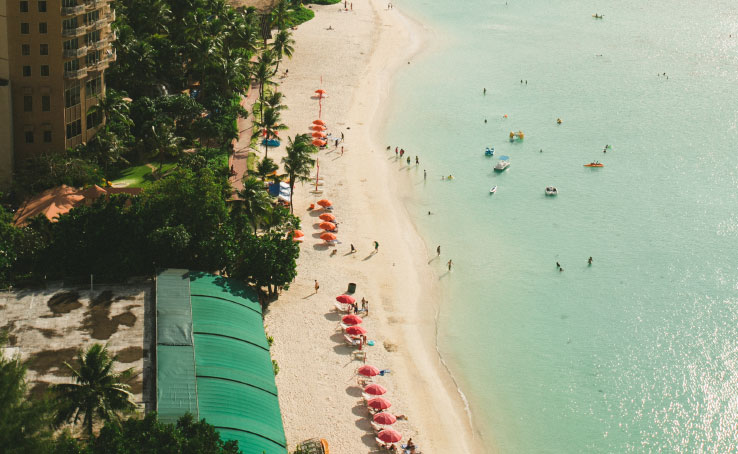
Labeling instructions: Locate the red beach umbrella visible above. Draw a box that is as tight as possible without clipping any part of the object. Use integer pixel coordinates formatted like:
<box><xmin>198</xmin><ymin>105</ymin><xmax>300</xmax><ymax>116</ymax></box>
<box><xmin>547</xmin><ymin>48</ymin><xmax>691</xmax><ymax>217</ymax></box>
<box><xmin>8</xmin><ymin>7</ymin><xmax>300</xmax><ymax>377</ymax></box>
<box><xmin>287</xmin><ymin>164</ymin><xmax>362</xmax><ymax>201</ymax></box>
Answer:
<box><xmin>292</xmin><ymin>230</ymin><xmax>304</xmax><ymax>238</ymax></box>
<box><xmin>310</xmin><ymin>125</ymin><xmax>327</xmax><ymax>131</ymax></box>
<box><xmin>312</xmin><ymin>139</ymin><xmax>327</xmax><ymax>147</ymax></box>
<box><xmin>346</xmin><ymin>325</ymin><xmax>367</xmax><ymax>335</ymax></box>
<box><xmin>320</xmin><ymin>232</ymin><xmax>337</xmax><ymax>242</ymax></box>
<box><xmin>364</xmin><ymin>384</ymin><xmax>387</xmax><ymax>396</ymax></box>
<box><xmin>377</xmin><ymin>429</ymin><xmax>402</xmax><ymax>443</ymax></box>
<box><xmin>373</xmin><ymin>412</ymin><xmax>397</xmax><ymax>425</ymax></box>
<box><xmin>315</xmin><ymin>89</ymin><xmax>326</xmax><ymax>95</ymax></box>
<box><xmin>342</xmin><ymin>314</ymin><xmax>363</xmax><ymax>325</ymax></box>
<box><xmin>312</xmin><ymin>131</ymin><xmax>327</xmax><ymax>138</ymax></box>
<box><xmin>319</xmin><ymin>213</ymin><xmax>336</xmax><ymax>221</ymax></box>
<box><xmin>368</xmin><ymin>397</ymin><xmax>392</xmax><ymax>411</ymax></box>
<box><xmin>313</xmin><ymin>119</ymin><xmax>326</xmax><ymax>126</ymax></box>
<box><xmin>336</xmin><ymin>294</ymin><xmax>355</xmax><ymax>304</ymax></box>
<box><xmin>358</xmin><ymin>364</ymin><xmax>380</xmax><ymax>377</ymax></box>
<box><xmin>319</xmin><ymin>222</ymin><xmax>336</xmax><ymax>231</ymax></box>
<box><xmin>317</xmin><ymin>199</ymin><xmax>332</xmax><ymax>207</ymax></box>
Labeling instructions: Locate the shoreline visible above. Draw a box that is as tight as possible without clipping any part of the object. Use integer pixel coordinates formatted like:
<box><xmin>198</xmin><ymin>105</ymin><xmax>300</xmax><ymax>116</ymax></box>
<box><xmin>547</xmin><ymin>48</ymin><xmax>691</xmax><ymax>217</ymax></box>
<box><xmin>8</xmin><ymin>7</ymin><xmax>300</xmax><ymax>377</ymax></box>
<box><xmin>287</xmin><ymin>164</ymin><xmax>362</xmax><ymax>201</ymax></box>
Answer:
<box><xmin>265</xmin><ymin>1</ymin><xmax>485</xmax><ymax>453</ymax></box>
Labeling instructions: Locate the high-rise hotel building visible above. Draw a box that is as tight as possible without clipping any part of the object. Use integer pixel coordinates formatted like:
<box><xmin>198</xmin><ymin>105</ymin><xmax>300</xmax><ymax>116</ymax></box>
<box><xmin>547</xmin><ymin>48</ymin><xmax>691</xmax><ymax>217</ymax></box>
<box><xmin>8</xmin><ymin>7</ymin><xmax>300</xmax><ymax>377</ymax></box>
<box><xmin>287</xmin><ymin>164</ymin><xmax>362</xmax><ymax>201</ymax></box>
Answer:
<box><xmin>0</xmin><ymin>0</ymin><xmax>116</xmax><ymax>189</ymax></box>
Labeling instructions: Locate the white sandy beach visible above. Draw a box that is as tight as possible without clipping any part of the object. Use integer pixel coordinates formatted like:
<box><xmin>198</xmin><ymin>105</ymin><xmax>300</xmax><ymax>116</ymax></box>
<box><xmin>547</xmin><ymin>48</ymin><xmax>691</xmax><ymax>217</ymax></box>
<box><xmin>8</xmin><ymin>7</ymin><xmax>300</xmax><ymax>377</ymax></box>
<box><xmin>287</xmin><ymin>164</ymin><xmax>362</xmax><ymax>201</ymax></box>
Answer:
<box><xmin>264</xmin><ymin>1</ymin><xmax>485</xmax><ymax>453</ymax></box>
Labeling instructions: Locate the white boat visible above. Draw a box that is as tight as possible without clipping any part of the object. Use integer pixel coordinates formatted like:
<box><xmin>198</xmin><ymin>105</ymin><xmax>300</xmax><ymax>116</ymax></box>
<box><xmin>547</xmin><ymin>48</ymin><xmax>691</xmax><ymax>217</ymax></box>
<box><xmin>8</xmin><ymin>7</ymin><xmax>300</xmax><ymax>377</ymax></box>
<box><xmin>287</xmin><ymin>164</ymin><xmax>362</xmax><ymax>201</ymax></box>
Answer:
<box><xmin>545</xmin><ymin>186</ymin><xmax>558</xmax><ymax>196</ymax></box>
<box><xmin>494</xmin><ymin>160</ymin><xmax>510</xmax><ymax>171</ymax></box>
<box><xmin>490</xmin><ymin>186</ymin><xmax>497</xmax><ymax>194</ymax></box>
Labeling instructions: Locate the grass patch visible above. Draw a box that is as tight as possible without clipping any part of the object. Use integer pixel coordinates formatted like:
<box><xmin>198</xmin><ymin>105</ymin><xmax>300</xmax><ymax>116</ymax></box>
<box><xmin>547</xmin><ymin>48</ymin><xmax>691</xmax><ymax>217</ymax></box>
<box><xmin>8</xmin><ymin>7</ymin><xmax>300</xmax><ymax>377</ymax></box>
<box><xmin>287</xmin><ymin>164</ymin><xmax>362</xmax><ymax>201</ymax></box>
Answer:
<box><xmin>286</xmin><ymin>6</ymin><xmax>315</xmax><ymax>27</ymax></box>
<box><xmin>306</xmin><ymin>0</ymin><xmax>341</xmax><ymax>4</ymax></box>
<box><xmin>247</xmin><ymin>151</ymin><xmax>258</xmax><ymax>172</ymax></box>
<box><xmin>110</xmin><ymin>163</ymin><xmax>176</xmax><ymax>188</ymax></box>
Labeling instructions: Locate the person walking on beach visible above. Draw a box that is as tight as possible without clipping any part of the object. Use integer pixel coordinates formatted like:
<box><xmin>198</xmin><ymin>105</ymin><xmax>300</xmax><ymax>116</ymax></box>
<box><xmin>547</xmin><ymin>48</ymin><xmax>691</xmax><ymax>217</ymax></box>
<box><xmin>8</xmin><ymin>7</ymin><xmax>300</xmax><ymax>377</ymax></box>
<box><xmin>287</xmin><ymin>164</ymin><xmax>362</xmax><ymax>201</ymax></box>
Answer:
<box><xmin>406</xmin><ymin>156</ymin><xmax>411</xmax><ymax>165</ymax></box>
<box><xmin>437</xmin><ymin>245</ymin><xmax>441</xmax><ymax>256</ymax></box>
<box><xmin>314</xmin><ymin>280</ymin><xmax>320</xmax><ymax>293</ymax></box>
<box><xmin>374</xmin><ymin>241</ymin><xmax>379</xmax><ymax>253</ymax></box>
<box><xmin>341</xmin><ymin>131</ymin><xmax>344</xmax><ymax>141</ymax></box>
<box><xmin>351</xmin><ymin>244</ymin><xmax>356</xmax><ymax>253</ymax></box>
<box><xmin>447</xmin><ymin>259</ymin><xmax>453</xmax><ymax>271</ymax></box>
<box><xmin>395</xmin><ymin>146</ymin><xmax>398</xmax><ymax>156</ymax></box>
<box><xmin>400</xmin><ymin>149</ymin><xmax>405</xmax><ymax>158</ymax></box>
<box><xmin>341</xmin><ymin>146</ymin><xmax>344</xmax><ymax>155</ymax></box>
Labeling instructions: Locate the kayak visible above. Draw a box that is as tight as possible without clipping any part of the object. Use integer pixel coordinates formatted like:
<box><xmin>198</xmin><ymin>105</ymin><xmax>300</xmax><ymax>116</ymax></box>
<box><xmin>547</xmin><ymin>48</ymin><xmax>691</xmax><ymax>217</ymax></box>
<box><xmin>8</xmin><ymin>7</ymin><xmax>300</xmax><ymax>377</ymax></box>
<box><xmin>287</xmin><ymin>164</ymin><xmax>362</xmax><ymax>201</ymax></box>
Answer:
<box><xmin>490</xmin><ymin>186</ymin><xmax>497</xmax><ymax>194</ymax></box>
<box><xmin>583</xmin><ymin>163</ymin><xmax>604</xmax><ymax>167</ymax></box>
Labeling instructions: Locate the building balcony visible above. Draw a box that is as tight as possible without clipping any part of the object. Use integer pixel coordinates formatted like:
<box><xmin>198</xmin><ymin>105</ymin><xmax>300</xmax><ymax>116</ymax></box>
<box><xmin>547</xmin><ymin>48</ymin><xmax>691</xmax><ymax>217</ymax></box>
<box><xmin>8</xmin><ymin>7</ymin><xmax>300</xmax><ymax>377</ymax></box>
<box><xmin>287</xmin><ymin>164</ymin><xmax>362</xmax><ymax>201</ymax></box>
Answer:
<box><xmin>86</xmin><ymin>18</ymin><xmax>106</xmax><ymax>31</ymax></box>
<box><xmin>62</xmin><ymin>26</ymin><xmax>86</xmax><ymax>37</ymax></box>
<box><xmin>64</xmin><ymin>68</ymin><xmax>88</xmax><ymax>79</ymax></box>
<box><xmin>85</xmin><ymin>0</ymin><xmax>109</xmax><ymax>10</ymax></box>
<box><xmin>61</xmin><ymin>4</ymin><xmax>86</xmax><ymax>16</ymax></box>
<box><xmin>86</xmin><ymin>53</ymin><xmax>115</xmax><ymax>72</ymax></box>
<box><xmin>88</xmin><ymin>37</ymin><xmax>109</xmax><ymax>50</ymax></box>
<box><xmin>63</xmin><ymin>46</ymin><xmax>88</xmax><ymax>58</ymax></box>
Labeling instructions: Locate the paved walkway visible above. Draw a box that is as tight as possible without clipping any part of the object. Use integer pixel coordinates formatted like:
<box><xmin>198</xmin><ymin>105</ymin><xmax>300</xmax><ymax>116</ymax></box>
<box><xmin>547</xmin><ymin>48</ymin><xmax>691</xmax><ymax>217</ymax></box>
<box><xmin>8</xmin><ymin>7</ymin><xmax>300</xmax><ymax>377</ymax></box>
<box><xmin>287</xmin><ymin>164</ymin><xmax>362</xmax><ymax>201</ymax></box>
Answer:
<box><xmin>229</xmin><ymin>85</ymin><xmax>260</xmax><ymax>197</ymax></box>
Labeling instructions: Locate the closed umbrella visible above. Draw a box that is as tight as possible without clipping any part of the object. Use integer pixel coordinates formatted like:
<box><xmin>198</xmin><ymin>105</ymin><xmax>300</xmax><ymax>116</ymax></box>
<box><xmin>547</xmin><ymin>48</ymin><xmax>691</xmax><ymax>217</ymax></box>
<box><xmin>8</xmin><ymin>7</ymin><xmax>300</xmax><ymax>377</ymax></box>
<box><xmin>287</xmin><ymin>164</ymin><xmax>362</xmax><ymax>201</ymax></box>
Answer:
<box><xmin>319</xmin><ymin>213</ymin><xmax>336</xmax><ymax>222</ymax></box>
<box><xmin>358</xmin><ymin>364</ymin><xmax>380</xmax><ymax>377</ymax></box>
<box><xmin>336</xmin><ymin>294</ymin><xmax>355</xmax><ymax>304</ymax></box>
<box><xmin>320</xmin><ymin>232</ymin><xmax>337</xmax><ymax>242</ymax></box>
<box><xmin>367</xmin><ymin>397</ymin><xmax>392</xmax><ymax>411</ymax></box>
<box><xmin>346</xmin><ymin>325</ymin><xmax>367</xmax><ymax>335</ymax></box>
<box><xmin>373</xmin><ymin>412</ymin><xmax>397</xmax><ymax>425</ymax></box>
<box><xmin>319</xmin><ymin>222</ymin><xmax>336</xmax><ymax>231</ymax></box>
<box><xmin>377</xmin><ymin>429</ymin><xmax>402</xmax><ymax>444</ymax></box>
<box><xmin>342</xmin><ymin>314</ymin><xmax>362</xmax><ymax>325</ymax></box>
<box><xmin>364</xmin><ymin>384</ymin><xmax>387</xmax><ymax>396</ymax></box>
<box><xmin>317</xmin><ymin>199</ymin><xmax>332</xmax><ymax>207</ymax></box>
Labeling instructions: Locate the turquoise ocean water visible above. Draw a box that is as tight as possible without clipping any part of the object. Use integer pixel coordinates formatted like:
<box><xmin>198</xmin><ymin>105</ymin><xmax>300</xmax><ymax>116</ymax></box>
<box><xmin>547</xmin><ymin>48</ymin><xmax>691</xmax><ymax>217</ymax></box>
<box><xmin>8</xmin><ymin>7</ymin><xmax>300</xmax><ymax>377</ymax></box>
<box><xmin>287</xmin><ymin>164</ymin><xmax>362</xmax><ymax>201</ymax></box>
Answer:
<box><xmin>381</xmin><ymin>0</ymin><xmax>738</xmax><ymax>452</ymax></box>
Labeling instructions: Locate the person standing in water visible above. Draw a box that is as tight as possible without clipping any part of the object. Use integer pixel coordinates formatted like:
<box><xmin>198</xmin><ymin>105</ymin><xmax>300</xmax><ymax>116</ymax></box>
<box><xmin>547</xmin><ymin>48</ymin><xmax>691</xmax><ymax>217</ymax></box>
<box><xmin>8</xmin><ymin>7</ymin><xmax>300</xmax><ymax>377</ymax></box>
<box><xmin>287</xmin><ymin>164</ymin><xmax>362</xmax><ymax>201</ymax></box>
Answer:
<box><xmin>483</xmin><ymin>88</ymin><xmax>486</xmax><ymax>95</ymax></box>
<box><xmin>424</xmin><ymin>169</ymin><xmax>427</xmax><ymax>180</ymax></box>
<box><xmin>588</xmin><ymin>257</ymin><xmax>593</xmax><ymax>265</ymax></box>
<box><xmin>437</xmin><ymin>245</ymin><xmax>441</xmax><ymax>256</ymax></box>
<box><xmin>447</xmin><ymin>259</ymin><xmax>453</xmax><ymax>271</ymax></box>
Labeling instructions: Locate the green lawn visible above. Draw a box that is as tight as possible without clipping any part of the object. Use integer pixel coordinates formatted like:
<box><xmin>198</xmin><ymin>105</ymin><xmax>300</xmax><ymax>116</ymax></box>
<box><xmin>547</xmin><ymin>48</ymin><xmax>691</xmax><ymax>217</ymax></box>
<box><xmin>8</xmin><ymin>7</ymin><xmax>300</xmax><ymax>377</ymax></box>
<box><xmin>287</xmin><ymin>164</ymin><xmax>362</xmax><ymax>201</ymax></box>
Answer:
<box><xmin>110</xmin><ymin>163</ymin><xmax>177</xmax><ymax>188</ymax></box>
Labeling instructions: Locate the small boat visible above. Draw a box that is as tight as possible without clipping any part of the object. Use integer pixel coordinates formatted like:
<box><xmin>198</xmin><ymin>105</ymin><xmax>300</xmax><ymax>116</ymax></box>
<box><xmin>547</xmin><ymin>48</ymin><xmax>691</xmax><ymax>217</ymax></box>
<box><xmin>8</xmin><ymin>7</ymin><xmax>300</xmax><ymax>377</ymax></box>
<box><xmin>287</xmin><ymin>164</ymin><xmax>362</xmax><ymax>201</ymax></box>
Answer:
<box><xmin>545</xmin><ymin>186</ymin><xmax>558</xmax><ymax>196</ymax></box>
<box><xmin>494</xmin><ymin>160</ymin><xmax>510</xmax><ymax>171</ymax></box>
<box><xmin>509</xmin><ymin>130</ymin><xmax>525</xmax><ymax>141</ymax></box>
<box><xmin>583</xmin><ymin>162</ymin><xmax>604</xmax><ymax>167</ymax></box>
<box><xmin>490</xmin><ymin>186</ymin><xmax>497</xmax><ymax>194</ymax></box>
<box><xmin>592</xmin><ymin>14</ymin><xmax>604</xmax><ymax>19</ymax></box>
<box><xmin>485</xmin><ymin>147</ymin><xmax>495</xmax><ymax>156</ymax></box>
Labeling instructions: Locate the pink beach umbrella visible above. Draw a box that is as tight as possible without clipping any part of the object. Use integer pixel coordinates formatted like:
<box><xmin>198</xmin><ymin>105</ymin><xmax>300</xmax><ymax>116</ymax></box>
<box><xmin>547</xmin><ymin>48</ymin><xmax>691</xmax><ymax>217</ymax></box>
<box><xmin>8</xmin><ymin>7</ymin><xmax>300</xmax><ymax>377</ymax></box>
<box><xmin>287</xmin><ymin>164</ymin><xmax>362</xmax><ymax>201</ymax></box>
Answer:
<box><xmin>377</xmin><ymin>429</ymin><xmax>402</xmax><ymax>444</ymax></box>
<box><xmin>342</xmin><ymin>314</ymin><xmax>362</xmax><ymax>325</ymax></box>
<box><xmin>346</xmin><ymin>325</ymin><xmax>368</xmax><ymax>336</ymax></box>
<box><xmin>364</xmin><ymin>384</ymin><xmax>387</xmax><ymax>396</ymax></box>
<box><xmin>373</xmin><ymin>412</ymin><xmax>397</xmax><ymax>425</ymax></box>
<box><xmin>336</xmin><ymin>294</ymin><xmax>355</xmax><ymax>305</ymax></box>
<box><xmin>367</xmin><ymin>397</ymin><xmax>392</xmax><ymax>411</ymax></box>
<box><xmin>358</xmin><ymin>364</ymin><xmax>380</xmax><ymax>377</ymax></box>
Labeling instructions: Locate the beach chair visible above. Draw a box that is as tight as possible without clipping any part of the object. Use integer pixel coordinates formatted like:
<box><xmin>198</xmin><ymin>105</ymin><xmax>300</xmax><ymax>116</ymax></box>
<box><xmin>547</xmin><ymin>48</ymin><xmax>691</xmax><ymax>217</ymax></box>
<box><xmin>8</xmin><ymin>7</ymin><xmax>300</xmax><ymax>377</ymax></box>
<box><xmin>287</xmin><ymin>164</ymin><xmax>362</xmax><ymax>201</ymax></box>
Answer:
<box><xmin>334</xmin><ymin>302</ymin><xmax>351</xmax><ymax>313</ymax></box>
<box><xmin>370</xmin><ymin>421</ymin><xmax>385</xmax><ymax>433</ymax></box>
<box><xmin>357</xmin><ymin>376</ymin><xmax>373</xmax><ymax>387</ymax></box>
<box><xmin>375</xmin><ymin>438</ymin><xmax>391</xmax><ymax>451</ymax></box>
<box><xmin>344</xmin><ymin>334</ymin><xmax>361</xmax><ymax>347</ymax></box>
<box><xmin>352</xmin><ymin>349</ymin><xmax>367</xmax><ymax>362</ymax></box>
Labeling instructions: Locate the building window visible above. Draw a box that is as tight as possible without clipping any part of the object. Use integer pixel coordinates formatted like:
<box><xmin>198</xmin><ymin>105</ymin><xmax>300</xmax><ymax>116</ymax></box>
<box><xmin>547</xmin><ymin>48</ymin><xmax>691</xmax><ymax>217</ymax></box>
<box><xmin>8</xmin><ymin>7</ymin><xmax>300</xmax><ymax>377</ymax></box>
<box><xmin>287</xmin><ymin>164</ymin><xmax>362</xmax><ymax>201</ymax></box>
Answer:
<box><xmin>21</xmin><ymin>44</ymin><xmax>30</xmax><ymax>56</ymax></box>
<box><xmin>62</xmin><ymin>0</ymin><xmax>77</xmax><ymax>6</ymax></box>
<box><xmin>38</xmin><ymin>0</ymin><xmax>46</xmax><ymax>12</ymax></box>
<box><xmin>85</xmin><ymin>30</ymin><xmax>101</xmax><ymax>46</ymax></box>
<box><xmin>41</xmin><ymin>65</ymin><xmax>49</xmax><ymax>76</ymax></box>
<box><xmin>40</xmin><ymin>44</ymin><xmax>48</xmax><ymax>55</ymax></box>
<box><xmin>25</xmin><ymin>131</ymin><xmax>34</xmax><ymax>144</ymax></box>
<box><xmin>39</xmin><ymin>22</ymin><xmax>47</xmax><ymax>34</ymax></box>
<box><xmin>42</xmin><ymin>95</ymin><xmax>50</xmax><ymax>111</ymax></box>
<box><xmin>85</xmin><ymin>10</ymin><xmax>100</xmax><ymax>25</ymax></box>
<box><xmin>24</xmin><ymin>96</ymin><xmax>32</xmax><ymax>112</ymax></box>
<box><xmin>22</xmin><ymin>66</ymin><xmax>31</xmax><ymax>76</ymax></box>
<box><xmin>20</xmin><ymin>1</ymin><xmax>29</xmax><ymax>12</ymax></box>
<box><xmin>43</xmin><ymin>130</ymin><xmax>52</xmax><ymax>142</ymax></box>
<box><xmin>85</xmin><ymin>51</ymin><xmax>101</xmax><ymax>65</ymax></box>
<box><xmin>21</xmin><ymin>23</ymin><xmax>30</xmax><ymax>34</ymax></box>
<box><xmin>66</xmin><ymin>119</ymin><xmax>82</xmax><ymax>139</ymax></box>
<box><xmin>65</xmin><ymin>84</ymin><xmax>81</xmax><ymax>107</ymax></box>
<box><xmin>86</xmin><ymin>110</ymin><xmax>102</xmax><ymax>129</ymax></box>
<box><xmin>85</xmin><ymin>76</ymin><xmax>101</xmax><ymax>97</ymax></box>
<box><xmin>63</xmin><ymin>38</ymin><xmax>79</xmax><ymax>51</ymax></box>
<box><xmin>62</xmin><ymin>17</ymin><xmax>78</xmax><ymax>32</ymax></box>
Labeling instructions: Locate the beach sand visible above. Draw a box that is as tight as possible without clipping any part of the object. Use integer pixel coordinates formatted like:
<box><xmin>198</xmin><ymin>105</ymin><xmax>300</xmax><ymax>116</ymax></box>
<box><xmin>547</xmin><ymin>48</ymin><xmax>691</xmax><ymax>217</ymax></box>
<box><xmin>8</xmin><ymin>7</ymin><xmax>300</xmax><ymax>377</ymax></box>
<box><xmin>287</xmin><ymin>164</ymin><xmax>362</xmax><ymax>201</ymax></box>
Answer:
<box><xmin>264</xmin><ymin>1</ymin><xmax>485</xmax><ymax>453</ymax></box>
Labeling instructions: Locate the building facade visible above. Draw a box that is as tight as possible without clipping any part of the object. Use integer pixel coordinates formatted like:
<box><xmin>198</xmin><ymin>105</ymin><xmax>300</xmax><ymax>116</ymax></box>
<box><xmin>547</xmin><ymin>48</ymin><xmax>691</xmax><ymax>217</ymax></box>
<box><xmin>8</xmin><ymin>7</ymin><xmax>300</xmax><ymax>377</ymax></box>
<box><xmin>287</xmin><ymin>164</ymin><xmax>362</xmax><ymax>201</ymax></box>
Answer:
<box><xmin>0</xmin><ymin>1</ymin><xmax>13</xmax><ymax>190</ymax></box>
<box><xmin>2</xmin><ymin>0</ymin><xmax>115</xmax><ymax>189</ymax></box>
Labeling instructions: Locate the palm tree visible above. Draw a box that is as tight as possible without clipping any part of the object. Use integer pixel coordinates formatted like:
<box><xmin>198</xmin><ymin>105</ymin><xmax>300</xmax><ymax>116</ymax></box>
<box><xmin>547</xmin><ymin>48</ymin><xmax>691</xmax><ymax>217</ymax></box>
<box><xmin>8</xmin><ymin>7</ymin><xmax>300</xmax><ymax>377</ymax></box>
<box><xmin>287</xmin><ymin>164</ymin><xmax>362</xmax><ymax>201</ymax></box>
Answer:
<box><xmin>238</xmin><ymin>176</ymin><xmax>273</xmax><ymax>232</ymax></box>
<box><xmin>252</xmin><ymin>51</ymin><xmax>276</xmax><ymax>119</ymax></box>
<box><xmin>53</xmin><ymin>344</ymin><xmax>137</xmax><ymax>437</ymax></box>
<box><xmin>263</xmin><ymin>90</ymin><xmax>287</xmax><ymax>112</ymax></box>
<box><xmin>253</xmin><ymin>106</ymin><xmax>287</xmax><ymax>159</ymax></box>
<box><xmin>271</xmin><ymin>29</ymin><xmax>295</xmax><ymax>74</ymax></box>
<box><xmin>282</xmin><ymin>134</ymin><xmax>318</xmax><ymax>213</ymax></box>
<box><xmin>256</xmin><ymin>156</ymin><xmax>279</xmax><ymax>182</ymax></box>
<box><xmin>87</xmin><ymin>89</ymin><xmax>133</xmax><ymax>129</ymax></box>
<box><xmin>146</xmin><ymin>123</ymin><xmax>184</xmax><ymax>172</ymax></box>
<box><xmin>271</xmin><ymin>0</ymin><xmax>290</xmax><ymax>31</ymax></box>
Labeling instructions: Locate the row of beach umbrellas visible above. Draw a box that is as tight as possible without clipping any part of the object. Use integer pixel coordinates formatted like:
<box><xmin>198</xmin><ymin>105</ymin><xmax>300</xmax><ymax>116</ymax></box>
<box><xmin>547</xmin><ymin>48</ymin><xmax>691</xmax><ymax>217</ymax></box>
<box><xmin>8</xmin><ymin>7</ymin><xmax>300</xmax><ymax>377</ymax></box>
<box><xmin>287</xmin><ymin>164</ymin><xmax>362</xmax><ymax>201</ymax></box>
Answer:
<box><xmin>336</xmin><ymin>294</ymin><xmax>404</xmax><ymax>445</ymax></box>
